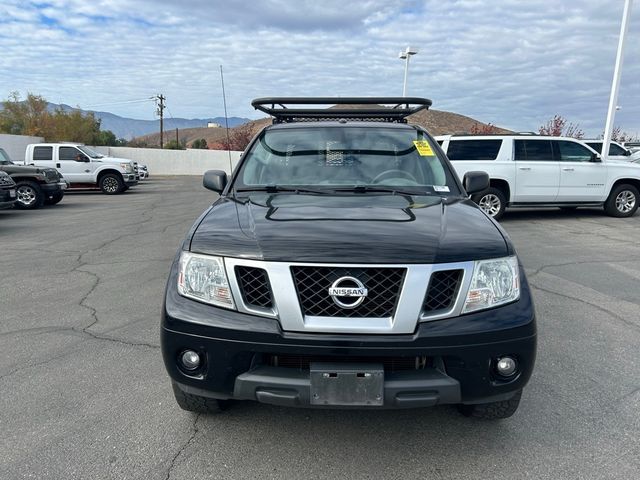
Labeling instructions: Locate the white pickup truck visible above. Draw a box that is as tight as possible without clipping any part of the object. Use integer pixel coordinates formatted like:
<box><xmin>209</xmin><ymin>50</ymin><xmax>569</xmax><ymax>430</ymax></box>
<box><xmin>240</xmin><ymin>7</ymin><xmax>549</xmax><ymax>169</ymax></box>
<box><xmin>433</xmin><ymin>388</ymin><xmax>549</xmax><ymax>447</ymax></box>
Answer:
<box><xmin>23</xmin><ymin>143</ymin><xmax>138</xmax><ymax>194</ymax></box>
<box><xmin>436</xmin><ymin>134</ymin><xmax>640</xmax><ymax>219</ymax></box>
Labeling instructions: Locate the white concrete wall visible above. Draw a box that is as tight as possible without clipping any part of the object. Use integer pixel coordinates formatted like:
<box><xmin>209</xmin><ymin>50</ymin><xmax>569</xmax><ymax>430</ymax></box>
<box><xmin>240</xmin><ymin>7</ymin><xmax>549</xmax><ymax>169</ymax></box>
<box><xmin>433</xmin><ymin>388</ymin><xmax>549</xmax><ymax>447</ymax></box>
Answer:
<box><xmin>0</xmin><ymin>134</ymin><xmax>45</xmax><ymax>161</ymax></box>
<box><xmin>93</xmin><ymin>146</ymin><xmax>243</xmax><ymax>176</ymax></box>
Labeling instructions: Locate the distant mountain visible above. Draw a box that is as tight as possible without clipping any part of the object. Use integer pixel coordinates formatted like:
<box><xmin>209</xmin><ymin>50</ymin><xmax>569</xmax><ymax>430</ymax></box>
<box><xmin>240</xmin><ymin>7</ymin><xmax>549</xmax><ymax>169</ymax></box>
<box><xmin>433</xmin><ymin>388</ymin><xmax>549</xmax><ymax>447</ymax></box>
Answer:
<box><xmin>49</xmin><ymin>103</ymin><xmax>250</xmax><ymax>140</ymax></box>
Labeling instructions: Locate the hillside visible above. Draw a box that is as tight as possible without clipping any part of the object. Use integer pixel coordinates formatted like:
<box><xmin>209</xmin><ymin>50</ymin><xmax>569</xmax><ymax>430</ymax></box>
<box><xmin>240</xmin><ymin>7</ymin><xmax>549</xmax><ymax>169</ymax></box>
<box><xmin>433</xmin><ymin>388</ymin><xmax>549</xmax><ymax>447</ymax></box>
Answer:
<box><xmin>133</xmin><ymin>118</ymin><xmax>271</xmax><ymax>148</ymax></box>
<box><xmin>46</xmin><ymin>103</ymin><xmax>250</xmax><ymax>139</ymax></box>
<box><xmin>131</xmin><ymin>106</ymin><xmax>510</xmax><ymax>148</ymax></box>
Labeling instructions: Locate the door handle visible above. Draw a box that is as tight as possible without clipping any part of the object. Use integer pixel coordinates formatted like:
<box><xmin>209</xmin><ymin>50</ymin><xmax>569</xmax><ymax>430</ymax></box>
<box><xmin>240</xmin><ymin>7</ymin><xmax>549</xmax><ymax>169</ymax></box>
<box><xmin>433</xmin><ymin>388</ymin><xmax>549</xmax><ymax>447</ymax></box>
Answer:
<box><xmin>84</xmin><ymin>169</ymin><xmax>90</xmax><ymax>173</ymax></box>
<box><xmin>56</xmin><ymin>163</ymin><xmax>61</xmax><ymax>168</ymax></box>
<box><xmin>562</xmin><ymin>167</ymin><xmax>574</xmax><ymax>171</ymax></box>
<box><xmin>518</xmin><ymin>167</ymin><xmax>531</xmax><ymax>171</ymax></box>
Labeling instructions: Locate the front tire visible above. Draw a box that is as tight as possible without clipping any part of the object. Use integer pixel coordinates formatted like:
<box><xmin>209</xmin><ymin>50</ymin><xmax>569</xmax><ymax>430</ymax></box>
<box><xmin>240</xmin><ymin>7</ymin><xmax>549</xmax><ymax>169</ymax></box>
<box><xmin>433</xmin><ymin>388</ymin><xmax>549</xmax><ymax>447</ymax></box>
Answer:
<box><xmin>171</xmin><ymin>382</ymin><xmax>230</xmax><ymax>414</ymax></box>
<box><xmin>99</xmin><ymin>173</ymin><xmax>124</xmax><ymax>195</ymax></box>
<box><xmin>472</xmin><ymin>187</ymin><xmax>507</xmax><ymax>220</ymax></box>
<box><xmin>15</xmin><ymin>181</ymin><xmax>45</xmax><ymax>209</ymax></box>
<box><xmin>44</xmin><ymin>192</ymin><xmax>64</xmax><ymax>205</ymax></box>
<box><xmin>604</xmin><ymin>184</ymin><xmax>638</xmax><ymax>217</ymax></box>
<box><xmin>458</xmin><ymin>389</ymin><xmax>522</xmax><ymax>419</ymax></box>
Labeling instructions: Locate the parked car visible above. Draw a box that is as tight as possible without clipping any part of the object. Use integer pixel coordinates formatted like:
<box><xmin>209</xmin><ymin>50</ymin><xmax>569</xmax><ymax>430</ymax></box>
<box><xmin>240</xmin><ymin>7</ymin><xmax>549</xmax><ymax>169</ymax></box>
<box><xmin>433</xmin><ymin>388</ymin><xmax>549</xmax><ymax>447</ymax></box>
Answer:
<box><xmin>0</xmin><ymin>170</ymin><xmax>17</xmax><ymax>210</ymax></box>
<box><xmin>0</xmin><ymin>147</ymin><xmax>67</xmax><ymax>209</ymax></box>
<box><xmin>22</xmin><ymin>143</ymin><xmax>138</xmax><ymax>194</ymax></box>
<box><xmin>161</xmin><ymin>97</ymin><xmax>536</xmax><ymax>419</ymax></box>
<box><xmin>436</xmin><ymin>134</ymin><xmax>640</xmax><ymax>219</ymax></box>
<box><xmin>583</xmin><ymin>140</ymin><xmax>640</xmax><ymax>162</ymax></box>
<box><xmin>137</xmin><ymin>164</ymin><xmax>149</xmax><ymax>180</ymax></box>
<box><xmin>622</xmin><ymin>141</ymin><xmax>640</xmax><ymax>154</ymax></box>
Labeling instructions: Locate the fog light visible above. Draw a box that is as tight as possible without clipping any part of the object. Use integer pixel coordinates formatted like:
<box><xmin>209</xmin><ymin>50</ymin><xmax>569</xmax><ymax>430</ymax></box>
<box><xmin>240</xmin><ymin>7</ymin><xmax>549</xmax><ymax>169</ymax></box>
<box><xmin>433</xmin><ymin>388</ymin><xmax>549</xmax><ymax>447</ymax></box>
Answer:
<box><xmin>496</xmin><ymin>356</ymin><xmax>517</xmax><ymax>377</ymax></box>
<box><xmin>180</xmin><ymin>350</ymin><xmax>201</xmax><ymax>371</ymax></box>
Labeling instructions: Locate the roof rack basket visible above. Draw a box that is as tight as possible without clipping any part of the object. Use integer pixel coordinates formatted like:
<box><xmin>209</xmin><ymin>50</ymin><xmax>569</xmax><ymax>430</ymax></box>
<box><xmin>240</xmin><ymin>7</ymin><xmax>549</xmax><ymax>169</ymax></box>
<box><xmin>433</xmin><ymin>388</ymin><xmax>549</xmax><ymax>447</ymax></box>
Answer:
<box><xmin>251</xmin><ymin>97</ymin><xmax>432</xmax><ymax>124</ymax></box>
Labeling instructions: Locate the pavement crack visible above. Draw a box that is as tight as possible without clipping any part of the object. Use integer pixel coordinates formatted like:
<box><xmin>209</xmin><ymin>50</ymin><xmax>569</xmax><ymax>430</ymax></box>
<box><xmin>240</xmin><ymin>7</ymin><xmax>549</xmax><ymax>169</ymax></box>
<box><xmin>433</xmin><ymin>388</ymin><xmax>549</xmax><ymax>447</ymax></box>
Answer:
<box><xmin>75</xmin><ymin>329</ymin><xmax>160</xmax><ymax>349</ymax></box>
<box><xmin>165</xmin><ymin>414</ymin><xmax>201</xmax><ymax>480</ymax></box>
<box><xmin>529</xmin><ymin>283</ymin><xmax>640</xmax><ymax>332</ymax></box>
<box><xmin>526</xmin><ymin>257</ymin><xmax>640</xmax><ymax>280</ymax></box>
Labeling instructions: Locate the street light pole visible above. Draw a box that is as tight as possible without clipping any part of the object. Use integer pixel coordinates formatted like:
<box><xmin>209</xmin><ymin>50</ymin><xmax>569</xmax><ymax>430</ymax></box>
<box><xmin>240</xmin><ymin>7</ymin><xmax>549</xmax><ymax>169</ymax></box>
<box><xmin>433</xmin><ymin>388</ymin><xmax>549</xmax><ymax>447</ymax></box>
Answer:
<box><xmin>398</xmin><ymin>46</ymin><xmax>418</xmax><ymax>97</ymax></box>
<box><xmin>602</xmin><ymin>0</ymin><xmax>633</xmax><ymax>161</ymax></box>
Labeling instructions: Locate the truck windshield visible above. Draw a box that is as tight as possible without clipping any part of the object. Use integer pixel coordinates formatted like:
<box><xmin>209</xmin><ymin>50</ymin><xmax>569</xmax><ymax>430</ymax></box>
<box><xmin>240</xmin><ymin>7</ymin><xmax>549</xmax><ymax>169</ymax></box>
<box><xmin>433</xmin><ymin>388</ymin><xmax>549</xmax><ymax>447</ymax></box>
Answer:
<box><xmin>234</xmin><ymin>127</ymin><xmax>459</xmax><ymax>195</ymax></box>
<box><xmin>0</xmin><ymin>148</ymin><xmax>13</xmax><ymax>164</ymax></box>
<box><xmin>77</xmin><ymin>146</ymin><xmax>103</xmax><ymax>158</ymax></box>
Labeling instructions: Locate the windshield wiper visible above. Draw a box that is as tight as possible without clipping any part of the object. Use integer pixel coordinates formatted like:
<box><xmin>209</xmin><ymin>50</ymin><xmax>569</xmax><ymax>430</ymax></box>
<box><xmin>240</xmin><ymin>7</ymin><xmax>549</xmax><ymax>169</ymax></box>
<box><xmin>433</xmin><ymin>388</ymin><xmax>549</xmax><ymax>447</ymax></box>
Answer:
<box><xmin>331</xmin><ymin>186</ymin><xmax>425</xmax><ymax>196</ymax></box>
<box><xmin>234</xmin><ymin>186</ymin><xmax>329</xmax><ymax>195</ymax></box>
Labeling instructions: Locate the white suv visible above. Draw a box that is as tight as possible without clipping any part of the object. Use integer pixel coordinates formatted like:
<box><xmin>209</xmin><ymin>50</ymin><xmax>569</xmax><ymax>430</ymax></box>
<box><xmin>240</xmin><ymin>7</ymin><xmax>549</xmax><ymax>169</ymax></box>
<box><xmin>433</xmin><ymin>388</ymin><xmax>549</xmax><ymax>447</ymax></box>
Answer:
<box><xmin>583</xmin><ymin>140</ymin><xmax>640</xmax><ymax>162</ymax></box>
<box><xmin>436</xmin><ymin>134</ymin><xmax>640</xmax><ymax>219</ymax></box>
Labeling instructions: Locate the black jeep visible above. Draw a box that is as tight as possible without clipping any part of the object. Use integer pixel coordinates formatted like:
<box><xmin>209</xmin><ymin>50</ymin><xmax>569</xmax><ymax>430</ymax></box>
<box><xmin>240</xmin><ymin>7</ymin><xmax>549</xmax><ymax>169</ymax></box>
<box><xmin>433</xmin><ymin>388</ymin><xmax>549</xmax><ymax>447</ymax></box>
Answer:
<box><xmin>0</xmin><ymin>147</ymin><xmax>68</xmax><ymax>209</ymax></box>
<box><xmin>161</xmin><ymin>98</ymin><xmax>536</xmax><ymax>419</ymax></box>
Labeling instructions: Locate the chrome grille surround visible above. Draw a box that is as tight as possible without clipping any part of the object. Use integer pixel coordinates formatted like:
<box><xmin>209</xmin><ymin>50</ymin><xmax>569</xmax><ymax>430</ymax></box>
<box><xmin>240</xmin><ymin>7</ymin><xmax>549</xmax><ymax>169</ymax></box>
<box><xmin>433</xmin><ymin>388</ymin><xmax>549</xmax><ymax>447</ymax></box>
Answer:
<box><xmin>224</xmin><ymin>258</ymin><xmax>475</xmax><ymax>334</ymax></box>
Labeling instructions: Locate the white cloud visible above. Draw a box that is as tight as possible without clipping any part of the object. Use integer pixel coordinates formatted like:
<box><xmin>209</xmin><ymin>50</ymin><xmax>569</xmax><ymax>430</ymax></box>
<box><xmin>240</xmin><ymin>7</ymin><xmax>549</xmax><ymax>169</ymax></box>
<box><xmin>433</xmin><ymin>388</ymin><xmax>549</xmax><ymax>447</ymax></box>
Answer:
<box><xmin>0</xmin><ymin>0</ymin><xmax>638</xmax><ymax>136</ymax></box>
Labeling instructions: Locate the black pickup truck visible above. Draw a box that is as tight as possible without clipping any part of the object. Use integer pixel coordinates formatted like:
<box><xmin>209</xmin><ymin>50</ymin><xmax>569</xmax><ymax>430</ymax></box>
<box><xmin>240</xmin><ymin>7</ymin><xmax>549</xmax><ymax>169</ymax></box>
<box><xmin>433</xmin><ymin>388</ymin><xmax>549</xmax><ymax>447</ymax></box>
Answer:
<box><xmin>161</xmin><ymin>98</ymin><xmax>537</xmax><ymax>419</ymax></box>
<box><xmin>0</xmin><ymin>170</ymin><xmax>17</xmax><ymax>209</ymax></box>
<box><xmin>0</xmin><ymin>147</ymin><xmax>67</xmax><ymax>209</ymax></box>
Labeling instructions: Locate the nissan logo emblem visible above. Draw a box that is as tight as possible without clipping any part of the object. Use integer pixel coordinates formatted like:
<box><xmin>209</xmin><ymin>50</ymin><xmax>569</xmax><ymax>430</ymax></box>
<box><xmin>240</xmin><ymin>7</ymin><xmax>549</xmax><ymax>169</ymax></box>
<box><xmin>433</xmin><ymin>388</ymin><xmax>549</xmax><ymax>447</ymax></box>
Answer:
<box><xmin>328</xmin><ymin>276</ymin><xmax>368</xmax><ymax>309</ymax></box>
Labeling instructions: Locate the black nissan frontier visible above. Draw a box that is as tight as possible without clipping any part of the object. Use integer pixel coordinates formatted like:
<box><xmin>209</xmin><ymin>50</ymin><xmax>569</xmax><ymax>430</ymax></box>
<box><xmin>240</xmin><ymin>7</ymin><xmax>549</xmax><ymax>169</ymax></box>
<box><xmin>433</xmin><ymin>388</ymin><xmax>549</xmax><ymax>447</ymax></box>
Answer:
<box><xmin>161</xmin><ymin>97</ymin><xmax>536</xmax><ymax>419</ymax></box>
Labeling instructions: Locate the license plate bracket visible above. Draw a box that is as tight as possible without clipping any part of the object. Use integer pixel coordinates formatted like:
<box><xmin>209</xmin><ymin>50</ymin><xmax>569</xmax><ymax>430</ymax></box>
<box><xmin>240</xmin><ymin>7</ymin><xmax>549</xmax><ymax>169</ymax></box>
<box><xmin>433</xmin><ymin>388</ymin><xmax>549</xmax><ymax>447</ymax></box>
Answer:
<box><xmin>310</xmin><ymin>363</ymin><xmax>384</xmax><ymax>406</ymax></box>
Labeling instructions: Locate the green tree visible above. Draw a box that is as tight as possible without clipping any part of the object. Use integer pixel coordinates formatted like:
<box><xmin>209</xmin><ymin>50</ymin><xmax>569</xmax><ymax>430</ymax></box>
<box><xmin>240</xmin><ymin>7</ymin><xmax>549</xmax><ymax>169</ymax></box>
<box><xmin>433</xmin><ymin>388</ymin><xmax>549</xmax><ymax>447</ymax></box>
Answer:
<box><xmin>164</xmin><ymin>139</ymin><xmax>186</xmax><ymax>150</ymax></box>
<box><xmin>93</xmin><ymin>130</ymin><xmax>118</xmax><ymax>146</ymax></box>
<box><xmin>191</xmin><ymin>138</ymin><xmax>208</xmax><ymax>149</ymax></box>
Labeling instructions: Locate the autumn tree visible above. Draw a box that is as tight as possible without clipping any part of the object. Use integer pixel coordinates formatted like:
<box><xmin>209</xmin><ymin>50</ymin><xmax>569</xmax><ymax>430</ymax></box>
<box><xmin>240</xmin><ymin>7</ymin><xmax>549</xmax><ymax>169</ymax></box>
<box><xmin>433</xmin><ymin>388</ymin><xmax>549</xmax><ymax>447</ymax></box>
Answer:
<box><xmin>218</xmin><ymin>123</ymin><xmax>255</xmax><ymax>151</ymax></box>
<box><xmin>538</xmin><ymin>115</ymin><xmax>584</xmax><ymax>138</ymax></box>
<box><xmin>607</xmin><ymin>127</ymin><xmax>639</xmax><ymax>143</ymax></box>
<box><xmin>469</xmin><ymin>122</ymin><xmax>500</xmax><ymax>135</ymax></box>
<box><xmin>0</xmin><ymin>92</ymin><xmax>52</xmax><ymax>137</ymax></box>
<box><xmin>0</xmin><ymin>91</ymin><xmax>118</xmax><ymax>145</ymax></box>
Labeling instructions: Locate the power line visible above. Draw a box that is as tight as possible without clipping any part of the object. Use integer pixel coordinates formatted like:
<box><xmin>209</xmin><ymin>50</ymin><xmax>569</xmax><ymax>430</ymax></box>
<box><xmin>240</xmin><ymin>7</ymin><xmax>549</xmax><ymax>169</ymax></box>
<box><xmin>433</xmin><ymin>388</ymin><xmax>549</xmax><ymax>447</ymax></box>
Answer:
<box><xmin>84</xmin><ymin>98</ymin><xmax>155</xmax><ymax>108</ymax></box>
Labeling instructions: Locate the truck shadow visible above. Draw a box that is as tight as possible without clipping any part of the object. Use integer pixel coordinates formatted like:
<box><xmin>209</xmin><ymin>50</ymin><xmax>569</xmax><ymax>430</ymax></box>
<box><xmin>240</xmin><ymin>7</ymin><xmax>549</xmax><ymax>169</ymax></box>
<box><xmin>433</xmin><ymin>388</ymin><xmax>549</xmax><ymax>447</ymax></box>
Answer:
<box><xmin>500</xmin><ymin>208</ymin><xmax>607</xmax><ymax>223</ymax></box>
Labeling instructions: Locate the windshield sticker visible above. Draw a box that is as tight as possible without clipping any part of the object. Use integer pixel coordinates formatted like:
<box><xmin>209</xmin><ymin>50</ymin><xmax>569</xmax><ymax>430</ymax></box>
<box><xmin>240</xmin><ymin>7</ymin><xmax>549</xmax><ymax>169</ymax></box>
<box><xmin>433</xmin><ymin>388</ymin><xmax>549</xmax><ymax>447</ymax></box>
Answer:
<box><xmin>413</xmin><ymin>140</ymin><xmax>434</xmax><ymax>156</ymax></box>
<box><xmin>433</xmin><ymin>185</ymin><xmax>450</xmax><ymax>192</ymax></box>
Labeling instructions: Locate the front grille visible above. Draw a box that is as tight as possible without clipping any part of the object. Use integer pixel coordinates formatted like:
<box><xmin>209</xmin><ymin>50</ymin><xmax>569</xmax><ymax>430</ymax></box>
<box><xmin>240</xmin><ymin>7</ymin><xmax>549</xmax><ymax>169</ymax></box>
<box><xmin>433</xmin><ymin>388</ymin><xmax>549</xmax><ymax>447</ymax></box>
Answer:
<box><xmin>291</xmin><ymin>266</ymin><xmax>405</xmax><ymax>318</ymax></box>
<box><xmin>423</xmin><ymin>269</ymin><xmax>463</xmax><ymax>313</ymax></box>
<box><xmin>265</xmin><ymin>354</ymin><xmax>429</xmax><ymax>372</ymax></box>
<box><xmin>235</xmin><ymin>266</ymin><xmax>273</xmax><ymax>309</ymax></box>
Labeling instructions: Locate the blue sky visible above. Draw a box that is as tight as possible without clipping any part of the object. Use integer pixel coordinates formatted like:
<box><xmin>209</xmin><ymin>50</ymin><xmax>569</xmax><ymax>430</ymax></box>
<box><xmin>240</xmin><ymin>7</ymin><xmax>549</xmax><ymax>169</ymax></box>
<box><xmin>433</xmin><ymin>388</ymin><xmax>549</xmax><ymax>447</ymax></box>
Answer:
<box><xmin>0</xmin><ymin>0</ymin><xmax>638</xmax><ymax>136</ymax></box>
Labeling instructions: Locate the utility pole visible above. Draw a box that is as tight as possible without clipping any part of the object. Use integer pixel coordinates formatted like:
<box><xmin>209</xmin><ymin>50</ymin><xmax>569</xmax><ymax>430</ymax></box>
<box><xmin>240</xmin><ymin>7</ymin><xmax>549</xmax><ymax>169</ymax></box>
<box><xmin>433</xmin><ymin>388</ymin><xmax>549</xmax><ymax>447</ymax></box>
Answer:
<box><xmin>602</xmin><ymin>0</ymin><xmax>633</xmax><ymax>161</ymax></box>
<box><xmin>155</xmin><ymin>94</ymin><xmax>166</xmax><ymax>148</ymax></box>
<box><xmin>175</xmin><ymin>127</ymin><xmax>179</xmax><ymax>147</ymax></box>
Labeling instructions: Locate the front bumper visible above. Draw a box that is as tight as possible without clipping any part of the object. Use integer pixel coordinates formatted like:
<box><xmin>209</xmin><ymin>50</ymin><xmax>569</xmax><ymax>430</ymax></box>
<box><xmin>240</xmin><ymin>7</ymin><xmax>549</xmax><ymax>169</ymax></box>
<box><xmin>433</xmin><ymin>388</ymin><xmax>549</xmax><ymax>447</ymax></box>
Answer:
<box><xmin>0</xmin><ymin>187</ymin><xmax>17</xmax><ymax>209</ymax></box>
<box><xmin>41</xmin><ymin>181</ymin><xmax>68</xmax><ymax>193</ymax></box>
<box><xmin>162</xmin><ymin>271</ymin><xmax>536</xmax><ymax>408</ymax></box>
<box><xmin>124</xmin><ymin>175</ymin><xmax>138</xmax><ymax>186</ymax></box>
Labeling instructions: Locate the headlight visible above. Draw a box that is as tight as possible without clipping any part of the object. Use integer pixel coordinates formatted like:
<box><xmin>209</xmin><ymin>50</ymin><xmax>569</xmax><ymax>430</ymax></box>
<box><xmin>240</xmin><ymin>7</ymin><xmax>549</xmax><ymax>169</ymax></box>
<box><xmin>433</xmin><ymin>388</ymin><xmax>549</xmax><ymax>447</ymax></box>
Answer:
<box><xmin>177</xmin><ymin>252</ymin><xmax>235</xmax><ymax>309</ymax></box>
<box><xmin>120</xmin><ymin>162</ymin><xmax>133</xmax><ymax>173</ymax></box>
<box><xmin>462</xmin><ymin>256</ymin><xmax>519</xmax><ymax>313</ymax></box>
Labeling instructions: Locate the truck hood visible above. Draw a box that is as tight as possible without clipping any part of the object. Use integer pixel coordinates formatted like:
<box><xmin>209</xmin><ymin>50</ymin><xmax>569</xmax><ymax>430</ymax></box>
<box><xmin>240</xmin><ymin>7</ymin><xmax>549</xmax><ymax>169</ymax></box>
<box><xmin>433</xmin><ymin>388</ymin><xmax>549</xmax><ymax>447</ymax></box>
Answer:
<box><xmin>0</xmin><ymin>164</ymin><xmax>57</xmax><ymax>175</ymax></box>
<box><xmin>189</xmin><ymin>194</ymin><xmax>511</xmax><ymax>263</ymax></box>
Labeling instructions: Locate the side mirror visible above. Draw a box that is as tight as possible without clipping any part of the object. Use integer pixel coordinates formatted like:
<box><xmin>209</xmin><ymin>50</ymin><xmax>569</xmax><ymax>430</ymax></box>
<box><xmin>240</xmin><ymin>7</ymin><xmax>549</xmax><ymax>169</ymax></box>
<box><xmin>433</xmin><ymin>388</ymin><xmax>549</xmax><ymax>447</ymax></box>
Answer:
<box><xmin>463</xmin><ymin>171</ymin><xmax>490</xmax><ymax>195</ymax></box>
<box><xmin>591</xmin><ymin>153</ymin><xmax>601</xmax><ymax>162</ymax></box>
<box><xmin>203</xmin><ymin>170</ymin><xmax>227</xmax><ymax>193</ymax></box>
<box><xmin>624</xmin><ymin>150</ymin><xmax>632</xmax><ymax>156</ymax></box>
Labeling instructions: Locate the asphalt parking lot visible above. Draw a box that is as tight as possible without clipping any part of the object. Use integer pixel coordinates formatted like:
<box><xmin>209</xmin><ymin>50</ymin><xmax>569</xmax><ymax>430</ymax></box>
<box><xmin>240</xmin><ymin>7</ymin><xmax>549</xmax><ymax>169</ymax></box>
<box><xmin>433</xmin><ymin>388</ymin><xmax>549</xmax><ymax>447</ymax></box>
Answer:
<box><xmin>1</xmin><ymin>176</ymin><xmax>639</xmax><ymax>480</ymax></box>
